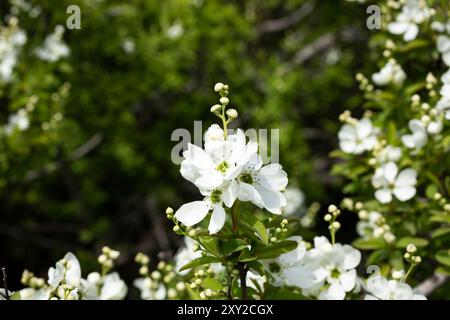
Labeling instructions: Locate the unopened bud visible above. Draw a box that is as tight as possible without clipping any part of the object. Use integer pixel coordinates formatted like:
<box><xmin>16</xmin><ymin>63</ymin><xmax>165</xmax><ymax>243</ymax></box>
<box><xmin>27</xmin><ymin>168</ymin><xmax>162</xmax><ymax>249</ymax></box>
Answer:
<box><xmin>226</xmin><ymin>108</ymin><xmax>238</xmax><ymax>119</ymax></box>
<box><xmin>214</xmin><ymin>82</ymin><xmax>225</xmax><ymax>92</ymax></box>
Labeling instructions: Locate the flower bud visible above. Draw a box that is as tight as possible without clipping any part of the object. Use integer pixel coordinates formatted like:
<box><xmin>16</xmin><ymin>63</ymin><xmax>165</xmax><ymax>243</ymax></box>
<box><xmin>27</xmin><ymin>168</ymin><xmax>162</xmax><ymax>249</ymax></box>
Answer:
<box><xmin>176</xmin><ymin>281</ymin><xmax>185</xmax><ymax>291</ymax></box>
<box><xmin>210</xmin><ymin>104</ymin><xmax>222</xmax><ymax>113</ymax></box>
<box><xmin>219</xmin><ymin>97</ymin><xmax>229</xmax><ymax>105</ymax></box>
<box><xmin>324</xmin><ymin>214</ymin><xmax>332</xmax><ymax>222</ymax></box>
<box><xmin>328</xmin><ymin>204</ymin><xmax>338</xmax><ymax>213</ymax></box>
<box><xmin>332</xmin><ymin>221</ymin><xmax>341</xmax><ymax>230</ymax></box>
<box><xmin>414</xmin><ymin>256</ymin><xmax>422</xmax><ymax>263</ymax></box>
<box><xmin>214</xmin><ymin>82</ymin><xmax>225</xmax><ymax>92</ymax></box>
<box><xmin>406</xmin><ymin>244</ymin><xmax>417</xmax><ymax>253</ymax></box>
<box><xmin>139</xmin><ymin>266</ymin><xmax>148</xmax><ymax>276</ymax></box>
<box><xmin>166</xmin><ymin>207</ymin><xmax>174</xmax><ymax>215</ymax></box>
<box><xmin>168</xmin><ymin>288</ymin><xmax>177</xmax><ymax>299</ymax></box>
<box><xmin>151</xmin><ymin>271</ymin><xmax>161</xmax><ymax>280</ymax></box>
<box><xmin>226</xmin><ymin>108</ymin><xmax>238</xmax><ymax>119</ymax></box>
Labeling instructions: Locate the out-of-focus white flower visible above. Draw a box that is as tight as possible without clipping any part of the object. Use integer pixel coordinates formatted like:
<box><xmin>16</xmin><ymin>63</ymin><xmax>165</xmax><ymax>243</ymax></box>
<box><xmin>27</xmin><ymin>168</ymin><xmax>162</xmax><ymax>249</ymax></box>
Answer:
<box><xmin>134</xmin><ymin>277</ymin><xmax>166</xmax><ymax>300</ymax></box>
<box><xmin>357</xmin><ymin>211</ymin><xmax>382</xmax><ymax>238</ymax></box>
<box><xmin>35</xmin><ymin>25</ymin><xmax>70</xmax><ymax>62</ymax></box>
<box><xmin>437</xmin><ymin>69</ymin><xmax>450</xmax><ymax>119</ymax></box>
<box><xmin>338</xmin><ymin>118</ymin><xmax>378</xmax><ymax>154</ymax></box>
<box><xmin>48</xmin><ymin>252</ymin><xmax>82</xmax><ymax>290</ymax></box>
<box><xmin>372</xmin><ymin>60</ymin><xmax>406</xmax><ymax>86</ymax></box>
<box><xmin>18</xmin><ymin>288</ymin><xmax>51</xmax><ymax>300</ymax></box>
<box><xmin>82</xmin><ymin>272</ymin><xmax>127</xmax><ymax>300</ymax></box>
<box><xmin>166</xmin><ymin>23</ymin><xmax>184</xmax><ymax>39</ymax></box>
<box><xmin>0</xmin><ymin>22</ymin><xmax>27</xmax><ymax>82</ymax></box>
<box><xmin>401</xmin><ymin>119</ymin><xmax>428</xmax><ymax>149</ymax></box>
<box><xmin>371</xmin><ymin>162</ymin><xmax>417</xmax><ymax>203</ymax></box>
<box><xmin>262</xmin><ymin>236</ymin><xmax>316</xmax><ymax>289</ymax></box>
<box><xmin>436</xmin><ymin>35</ymin><xmax>450</xmax><ymax>67</ymax></box>
<box><xmin>246</xmin><ymin>271</ymin><xmax>267</xmax><ymax>293</ymax></box>
<box><xmin>302</xmin><ymin>237</ymin><xmax>361</xmax><ymax>300</ymax></box>
<box><xmin>364</xmin><ymin>275</ymin><xmax>426</xmax><ymax>300</ymax></box>
<box><xmin>387</xmin><ymin>0</ymin><xmax>432</xmax><ymax>42</ymax></box>
<box><xmin>121</xmin><ymin>38</ymin><xmax>135</xmax><ymax>53</ymax></box>
<box><xmin>4</xmin><ymin>109</ymin><xmax>30</xmax><ymax>135</ymax></box>
<box><xmin>283</xmin><ymin>187</ymin><xmax>305</xmax><ymax>216</ymax></box>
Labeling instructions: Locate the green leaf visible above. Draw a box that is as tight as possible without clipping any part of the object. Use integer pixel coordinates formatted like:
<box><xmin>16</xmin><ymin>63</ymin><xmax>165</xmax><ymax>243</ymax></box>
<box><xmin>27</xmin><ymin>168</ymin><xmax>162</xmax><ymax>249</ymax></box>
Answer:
<box><xmin>352</xmin><ymin>238</ymin><xmax>386</xmax><ymax>250</ymax></box>
<box><xmin>247</xmin><ymin>261</ymin><xmax>265</xmax><ymax>276</ymax></box>
<box><xmin>395</xmin><ymin>237</ymin><xmax>429</xmax><ymax>248</ymax></box>
<box><xmin>179</xmin><ymin>255</ymin><xmax>222</xmax><ymax>271</ymax></box>
<box><xmin>436</xmin><ymin>250</ymin><xmax>450</xmax><ymax>267</ymax></box>
<box><xmin>256</xmin><ymin>240</ymin><xmax>297</xmax><ymax>259</ymax></box>
<box><xmin>431</xmin><ymin>227</ymin><xmax>450</xmax><ymax>239</ymax></box>
<box><xmin>238</xmin><ymin>248</ymin><xmax>257</xmax><ymax>262</ymax></box>
<box><xmin>430</xmin><ymin>215</ymin><xmax>450</xmax><ymax>224</ymax></box>
<box><xmin>199</xmin><ymin>237</ymin><xmax>248</xmax><ymax>258</ymax></box>
<box><xmin>425</xmin><ymin>184</ymin><xmax>438</xmax><ymax>199</ymax></box>
<box><xmin>398</xmin><ymin>39</ymin><xmax>429</xmax><ymax>52</ymax></box>
<box><xmin>436</xmin><ymin>266</ymin><xmax>450</xmax><ymax>276</ymax></box>
<box><xmin>202</xmin><ymin>277</ymin><xmax>223</xmax><ymax>291</ymax></box>
<box><xmin>386</xmin><ymin>121</ymin><xmax>398</xmax><ymax>145</ymax></box>
<box><xmin>240</xmin><ymin>214</ymin><xmax>268</xmax><ymax>244</ymax></box>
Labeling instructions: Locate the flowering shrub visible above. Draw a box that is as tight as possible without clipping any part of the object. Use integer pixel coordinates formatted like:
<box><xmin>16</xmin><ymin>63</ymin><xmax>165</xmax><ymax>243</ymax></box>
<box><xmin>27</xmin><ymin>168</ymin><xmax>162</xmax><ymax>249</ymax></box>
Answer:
<box><xmin>1</xmin><ymin>0</ymin><xmax>449</xmax><ymax>300</ymax></box>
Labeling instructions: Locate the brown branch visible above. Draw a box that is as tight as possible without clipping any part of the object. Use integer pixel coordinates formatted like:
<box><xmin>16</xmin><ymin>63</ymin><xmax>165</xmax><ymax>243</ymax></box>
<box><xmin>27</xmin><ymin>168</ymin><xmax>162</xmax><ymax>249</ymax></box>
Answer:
<box><xmin>257</xmin><ymin>1</ymin><xmax>315</xmax><ymax>33</ymax></box>
<box><xmin>25</xmin><ymin>133</ymin><xmax>103</xmax><ymax>181</ymax></box>
<box><xmin>416</xmin><ymin>273</ymin><xmax>448</xmax><ymax>297</ymax></box>
<box><xmin>293</xmin><ymin>33</ymin><xmax>335</xmax><ymax>65</ymax></box>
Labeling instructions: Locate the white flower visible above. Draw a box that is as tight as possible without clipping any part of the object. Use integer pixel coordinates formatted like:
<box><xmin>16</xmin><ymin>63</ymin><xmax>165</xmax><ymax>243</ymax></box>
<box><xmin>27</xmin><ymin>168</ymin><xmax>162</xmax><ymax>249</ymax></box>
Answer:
<box><xmin>245</xmin><ymin>271</ymin><xmax>267</xmax><ymax>293</ymax></box>
<box><xmin>302</xmin><ymin>237</ymin><xmax>361</xmax><ymax>300</ymax></box>
<box><xmin>387</xmin><ymin>0</ymin><xmax>431</xmax><ymax>42</ymax></box>
<box><xmin>371</xmin><ymin>162</ymin><xmax>417</xmax><ymax>203</ymax></box>
<box><xmin>283</xmin><ymin>187</ymin><xmax>305</xmax><ymax>216</ymax></box>
<box><xmin>18</xmin><ymin>288</ymin><xmax>51</xmax><ymax>300</ymax></box>
<box><xmin>372</xmin><ymin>60</ymin><xmax>406</xmax><ymax>86</ymax></box>
<box><xmin>4</xmin><ymin>109</ymin><xmax>29</xmax><ymax>135</ymax></box>
<box><xmin>82</xmin><ymin>272</ymin><xmax>127</xmax><ymax>300</ymax></box>
<box><xmin>166</xmin><ymin>23</ymin><xmax>184</xmax><ymax>39</ymax></box>
<box><xmin>401</xmin><ymin>119</ymin><xmax>428</xmax><ymax>149</ymax></box>
<box><xmin>35</xmin><ymin>25</ymin><xmax>70</xmax><ymax>62</ymax></box>
<box><xmin>134</xmin><ymin>277</ymin><xmax>166</xmax><ymax>300</ymax></box>
<box><xmin>0</xmin><ymin>25</ymin><xmax>26</xmax><ymax>82</ymax></box>
<box><xmin>364</xmin><ymin>275</ymin><xmax>426</xmax><ymax>300</ymax></box>
<box><xmin>436</xmin><ymin>35</ymin><xmax>450</xmax><ymax>67</ymax></box>
<box><xmin>234</xmin><ymin>154</ymin><xmax>288</xmax><ymax>215</ymax></box>
<box><xmin>437</xmin><ymin>69</ymin><xmax>450</xmax><ymax>119</ymax></box>
<box><xmin>338</xmin><ymin>118</ymin><xmax>378</xmax><ymax>154</ymax></box>
<box><xmin>48</xmin><ymin>252</ymin><xmax>81</xmax><ymax>290</ymax></box>
<box><xmin>262</xmin><ymin>236</ymin><xmax>316</xmax><ymax>289</ymax></box>
<box><xmin>121</xmin><ymin>38</ymin><xmax>135</xmax><ymax>53</ymax></box>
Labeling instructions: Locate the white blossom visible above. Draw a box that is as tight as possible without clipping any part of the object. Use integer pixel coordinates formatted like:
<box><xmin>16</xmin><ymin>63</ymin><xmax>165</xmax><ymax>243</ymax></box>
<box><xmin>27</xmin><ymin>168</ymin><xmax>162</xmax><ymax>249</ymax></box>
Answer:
<box><xmin>262</xmin><ymin>236</ymin><xmax>316</xmax><ymax>289</ymax></box>
<box><xmin>372</xmin><ymin>60</ymin><xmax>406</xmax><ymax>86</ymax></box>
<box><xmin>375</xmin><ymin>145</ymin><xmax>402</xmax><ymax>164</ymax></box>
<box><xmin>371</xmin><ymin>162</ymin><xmax>417</xmax><ymax>203</ymax></box>
<box><xmin>401</xmin><ymin>119</ymin><xmax>428</xmax><ymax>149</ymax></box>
<box><xmin>283</xmin><ymin>187</ymin><xmax>305</xmax><ymax>216</ymax></box>
<box><xmin>302</xmin><ymin>237</ymin><xmax>361</xmax><ymax>300</ymax></box>
<box><xmin>166</xmin><ymin>23</ymin><xmax>184</xmax><ymax>39</ymax></box>
<box><xmin>387</xmin><ymin>0</ymin><xmax>432</xmax><ymax>42</ymax></box>
<box><xmin>0</xmin><ymin>22</ymin><xmax>27</xmax><ymax>82</ymax></box>
<box><xmin>134</xmin><ymin>277</ymin><xmax>166</xmax><ymax>300</ymax></box>
<box><xmin>82</xmin><ymin>272</ymin><xmax>127</xmax><ymax>300</ymax></box>
<box><xmin>364</xmin><ymin>275</ymin><xmax>426</xmax><ymax>300</ymax></box>
<box><xmin>35</xmin><ymin>25</ymin><xmax>70</xmax><ymax>62</ymax></box>
<box><xmin>338</xmin><ymin>118</ymin><xmax>378</xmax><ymax>154</ymax></box>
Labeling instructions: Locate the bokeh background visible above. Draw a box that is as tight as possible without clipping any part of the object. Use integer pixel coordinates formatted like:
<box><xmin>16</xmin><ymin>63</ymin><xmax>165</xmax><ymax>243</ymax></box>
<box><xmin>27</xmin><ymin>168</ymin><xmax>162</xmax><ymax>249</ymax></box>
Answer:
<box><xmin>0</xmin><ymin>0</ymin><xmax>372</xmax><ymax>293</ymax></box>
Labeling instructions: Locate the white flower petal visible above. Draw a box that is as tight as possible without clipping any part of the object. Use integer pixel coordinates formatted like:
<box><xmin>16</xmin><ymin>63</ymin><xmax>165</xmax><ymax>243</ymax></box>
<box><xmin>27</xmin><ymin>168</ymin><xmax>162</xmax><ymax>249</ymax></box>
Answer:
<box><xmin>175</xmin><ymin>201</ymin><xmax>210</xmax><ymax>226</ymax></box>
<box><xmin>208</xmin><ymin>204</ymin><xmax>226</xmax><ymax>234</ymax></box>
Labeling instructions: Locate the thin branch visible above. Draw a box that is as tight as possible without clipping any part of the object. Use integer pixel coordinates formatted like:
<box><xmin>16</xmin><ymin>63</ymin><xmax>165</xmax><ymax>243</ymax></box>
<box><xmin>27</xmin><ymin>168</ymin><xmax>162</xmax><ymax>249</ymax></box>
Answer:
<box><xmin>293</xmin><ymin>33</ymin><xmax>335</xmax><ymax>65</ymax></box>
<box><xmin>257</xmin><ymin>1</ymin><xmax>315</xmax><ymax>33</ymax></box>
<box><xmin>416</xmin><ymin>273</ymin><xmax>448</xmax><ymax>297</ymax></box>
<box><xmin>25</xmin><ymin>134</ymin><xmax>103</xmax><ymax>181</ymax></box>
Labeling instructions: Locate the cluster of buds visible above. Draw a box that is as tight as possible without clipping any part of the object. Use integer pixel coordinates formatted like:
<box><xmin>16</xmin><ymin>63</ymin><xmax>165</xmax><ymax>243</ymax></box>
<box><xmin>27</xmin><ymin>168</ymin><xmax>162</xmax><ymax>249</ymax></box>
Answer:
<box><xmin>210</xmin><ymin>82</ymin><xmax>237</xmax><ymax>139</ymax></box>
<box><xmin>341</xmin><ymin>198</ymin><xmax>354</xmax><ymax>211</ymax></box>
<box><xmin>432</xmin><ymin>192</ymin><xmax>449</xmax><ymax>211</ymax></box>
<box><xmin>383</xmin><ymin>39</ymin><xmax>397</xmax><ymax>58</ymax></box>
<box><xmin>188</xmin><ymin>267</ymin><xmax>217</xmax><ymax>300</ymax></box>
<box><xmin>404</xmin><ymin>244</ymin><xmax>422</xmax><ymax>265</ymax></box>
<box><xmin>426</xmin><ymin>72</ymin><xmax>437</xmax><ymax>91</ymax></box>
<box><xmin>358</xmin><ymin>209</ymin><xmax>396</xmax><ymax>243</ymax></box>
<box><xmin>98</xmin><ymin>246</ymin><xmax>120</xmax><ymax>275</ymax></box>
<box><xmin>20</xmin><ymin>270</ymin><xmax>45</xmax><ymax>288</ymax></box>
<box><xmin>324</xmin><ymin>204</ymin><xmax>341</xmax><ymax>244</ymax></box>
<box><xmin>271</xmin><ymin>219</ymin><xmax>289</xmax><ymax>243</ymax></box>
<box><xmin>355</xmin><ymin>73</ymin><xmax>374</xmax><ymax>92</ymax></box>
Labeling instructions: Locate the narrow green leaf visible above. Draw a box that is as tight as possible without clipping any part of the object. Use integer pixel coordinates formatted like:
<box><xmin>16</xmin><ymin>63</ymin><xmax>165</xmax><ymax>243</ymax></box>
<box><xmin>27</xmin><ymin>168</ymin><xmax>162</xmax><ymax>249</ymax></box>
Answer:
<box><xmin>352</xmin><ymin>238</ymin><xmax>386</xmax><ymax>250</ymax></box>
<box><xmin>179</xmin><ymin>256</ymin><xmax>222</xmax><ymax>271</ymax></box>
<box><xmin>256</xmin><ymin>240</ymin><xmax>297</xmax><ymax>259</ymax></box>
<box><xmin>395</xmin><ymin>237</ymin><xmax>429</xmax><ymax>248</ymax></box>
<box><xmin>431</xmin><ymin>227</ymin><xmax>450</xmax><ymax>239</ymax></box>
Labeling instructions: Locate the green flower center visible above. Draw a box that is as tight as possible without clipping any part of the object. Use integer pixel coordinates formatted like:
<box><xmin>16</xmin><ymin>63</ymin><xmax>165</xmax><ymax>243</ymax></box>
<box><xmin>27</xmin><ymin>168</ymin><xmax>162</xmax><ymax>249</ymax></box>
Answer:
<box><xmin>240</xmin><ymin>172</ymin><xmax>254</xmax><ymax>184</ymax></box>
<box><xmin>216</xmin><ymin>161</ymin><xmax>230</xmax><ymax>174</ymax></box>
<box><xmin>331</xmin><ymin>269</ymin><xmax>340</xmax><ymax>279</ymax></box>
<box><xmin>211</xmin><ymin>189</ymin><xmax>222</xmax><ymax>204</ymax></box>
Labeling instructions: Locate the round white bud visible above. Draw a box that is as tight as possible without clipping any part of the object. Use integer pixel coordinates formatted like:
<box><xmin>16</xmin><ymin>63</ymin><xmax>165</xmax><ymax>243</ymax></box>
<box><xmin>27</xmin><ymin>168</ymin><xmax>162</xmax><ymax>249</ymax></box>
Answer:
<box><xmin>210</xmin><ymin>104</ymin><xmax>222</xmax><ymax>113</ymax></box>
<box><xmin>219</xmin><ymin>97</ymin><xmax>229</xmax><ymax>105</ymax></box>
<box><xmin>214</xmin><ymin>82</ymin><xmax>225</xmax><ymax>92</ymax></box>
<box><xmin>324</xmin><ymin>214</ymin><xmax>332</xmax><ymax>222</ymax></box>
<box><xmin>226</xmin><ymin>108</ymin><xmax>238</xmax><ymax>119</ymax></box>
<box><xmin>406</xmin><ymin>244</ymin><xmax>417</xmax><ymax>253</ymax></box>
